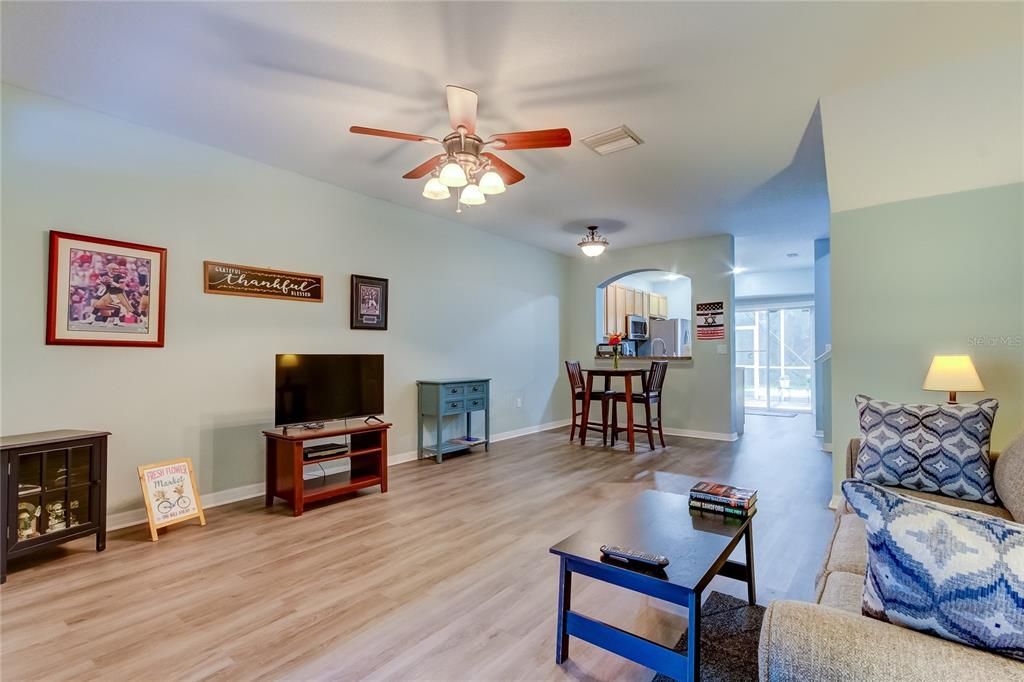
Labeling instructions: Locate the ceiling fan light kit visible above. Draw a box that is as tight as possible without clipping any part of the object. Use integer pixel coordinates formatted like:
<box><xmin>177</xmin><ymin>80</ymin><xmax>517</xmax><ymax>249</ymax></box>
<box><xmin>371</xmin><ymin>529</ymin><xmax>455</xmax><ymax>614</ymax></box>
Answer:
<box><xmin>578</xmin><ymin>225</ymin><xmax>610</xmax><ymax>257</ymax></box>
<box><xmin>350</xmin><ymin>85</ymin><xmax>570</xmax><ymax>213</ymax></box>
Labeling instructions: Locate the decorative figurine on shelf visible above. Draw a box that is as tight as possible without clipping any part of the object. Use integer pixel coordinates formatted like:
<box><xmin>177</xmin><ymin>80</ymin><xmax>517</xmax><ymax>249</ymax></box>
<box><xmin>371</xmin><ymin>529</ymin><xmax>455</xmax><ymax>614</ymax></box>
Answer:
<box><xmin>17</xmin><ymin>501</ymin><xmax>41</xmax><ymax>541</ymax></box>
<box><xmin>608</xmin><ymin>332</ymin><xmax>624</xmax><ymax>370</ymax></box>
<box><xmin>46</xmin><ymin>501</ymin><xmax>67</xmax><ymax>532</ymax></box>
<box><xmin>69</xmin><ymin>499</ymin><xmax>81</xmax><ymax>527</ymax></box>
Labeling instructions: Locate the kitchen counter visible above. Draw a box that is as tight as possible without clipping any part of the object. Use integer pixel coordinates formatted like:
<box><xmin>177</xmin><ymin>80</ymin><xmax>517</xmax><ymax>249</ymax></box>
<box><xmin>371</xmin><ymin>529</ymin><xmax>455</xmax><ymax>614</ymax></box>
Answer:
<box><xmin>593</xmin><ymin>355</ymin><xmax>692</xmax><ymax>361</ymax></box>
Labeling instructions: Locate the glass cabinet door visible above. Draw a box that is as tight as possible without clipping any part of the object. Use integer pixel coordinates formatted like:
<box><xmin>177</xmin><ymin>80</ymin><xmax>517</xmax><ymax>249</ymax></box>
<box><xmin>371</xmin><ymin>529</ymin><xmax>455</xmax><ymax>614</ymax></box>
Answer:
<box><xmin>12</xmin><ymin>443</ymin><xmax>96</xmax><ymax>543</ymax></box>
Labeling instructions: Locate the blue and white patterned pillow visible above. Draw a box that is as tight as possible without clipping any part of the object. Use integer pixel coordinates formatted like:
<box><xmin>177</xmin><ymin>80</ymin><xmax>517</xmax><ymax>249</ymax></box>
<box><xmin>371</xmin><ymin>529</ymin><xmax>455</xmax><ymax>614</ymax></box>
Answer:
<box><xmin>855</xmin><ymin>394</ymin><xmax>998</xmax><ymax>503</ymax></box>
<box><xmin>843</xmin><ymin>479</ymin><xmax>1024</xmax><ymax>661</ymax></box>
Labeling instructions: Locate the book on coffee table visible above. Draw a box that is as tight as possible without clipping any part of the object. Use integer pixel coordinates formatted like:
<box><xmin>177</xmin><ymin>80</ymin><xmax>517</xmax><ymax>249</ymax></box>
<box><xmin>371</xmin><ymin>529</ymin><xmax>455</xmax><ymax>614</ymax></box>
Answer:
<box><xmin>689</xmin><ymin>498</ymin><xmax>754</xmax><ymax>518</ymax></box>
<box><xmin>689</xmin><ymin>481</ymin><xmax>757</xmax><ymax>509</ymax></box>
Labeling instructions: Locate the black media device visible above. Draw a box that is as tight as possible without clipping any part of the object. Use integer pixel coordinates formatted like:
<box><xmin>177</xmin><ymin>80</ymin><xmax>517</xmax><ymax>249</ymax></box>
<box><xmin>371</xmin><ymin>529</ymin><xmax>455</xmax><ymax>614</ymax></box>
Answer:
<box><xmin>600</xmin><ymin>544</ymin><xmax>670</xmax><ymax>568</ymax></box>
<box><xmin>275</xmin><ymin>354</ymin><xmax>384</xmax><ymax>428</ymax></box>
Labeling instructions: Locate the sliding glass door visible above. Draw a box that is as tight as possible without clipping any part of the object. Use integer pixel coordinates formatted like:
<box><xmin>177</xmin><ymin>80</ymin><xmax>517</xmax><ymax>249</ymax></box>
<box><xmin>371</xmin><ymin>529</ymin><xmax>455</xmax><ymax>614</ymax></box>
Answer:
<box><xmin>736</xmin><ymin>306</ymin><xmax>814</xmax><ymax>412</ymax></box>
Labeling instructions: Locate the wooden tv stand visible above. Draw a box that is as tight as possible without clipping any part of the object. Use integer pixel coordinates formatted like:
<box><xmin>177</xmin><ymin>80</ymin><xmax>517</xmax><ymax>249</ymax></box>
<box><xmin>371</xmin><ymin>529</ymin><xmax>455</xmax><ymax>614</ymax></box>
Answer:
<box><xmin>262</xmin><ymin>421</ymin><xmax>391</xmax><ymax>516</ymax></box>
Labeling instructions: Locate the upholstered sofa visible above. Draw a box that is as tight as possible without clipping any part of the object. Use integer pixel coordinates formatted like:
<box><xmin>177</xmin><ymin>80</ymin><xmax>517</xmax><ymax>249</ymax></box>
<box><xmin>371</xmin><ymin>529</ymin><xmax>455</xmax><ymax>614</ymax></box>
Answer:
<box><xmin>758</xmin><ymin>438</ymin><xmax>1024</xmax><ymax>681</ymax></box>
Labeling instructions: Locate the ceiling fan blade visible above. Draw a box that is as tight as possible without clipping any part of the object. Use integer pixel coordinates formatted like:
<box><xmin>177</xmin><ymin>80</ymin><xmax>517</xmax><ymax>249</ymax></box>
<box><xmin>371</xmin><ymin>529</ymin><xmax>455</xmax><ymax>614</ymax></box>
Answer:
<box><xmin>446</xmin><ymin>85</ymin><xmax>479</xmax><ymax>134</ymax></box>
<box><xmin>402</xmin><ymin>155</ymin><xmax>445</xmax><ymax>179</ymax></box>
<box><xmin>487</xmin><ymin>128</ymin><xmax>571</xmax><ymax>150</ymax></box>
<box><xmin>481</xmin><ymin>153</ymin><xmax>525</xmax><ymax>185</ymax></box>
<box><xmin>350</xmin><ymin>126</ymin><xmax>439</xmax><ymax>144</ymax></box>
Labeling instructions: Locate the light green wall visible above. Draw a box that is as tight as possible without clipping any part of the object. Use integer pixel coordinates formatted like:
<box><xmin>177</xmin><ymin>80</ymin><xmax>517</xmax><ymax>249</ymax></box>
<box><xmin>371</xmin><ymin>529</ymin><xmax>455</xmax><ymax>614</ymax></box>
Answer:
<box><xmin>1</xmin><ymin>85</ymin><xmax>571</xmax><ymax>512</ymax></box>
<box><xmin>567</xmin><ymin>235</ymin><xmax>739</xmax><ymax>438</ymax></box>
<box><xmin>831</xmin><ymin>183</ymin><xmax>1024</xmax><ymax>492</ymax></box>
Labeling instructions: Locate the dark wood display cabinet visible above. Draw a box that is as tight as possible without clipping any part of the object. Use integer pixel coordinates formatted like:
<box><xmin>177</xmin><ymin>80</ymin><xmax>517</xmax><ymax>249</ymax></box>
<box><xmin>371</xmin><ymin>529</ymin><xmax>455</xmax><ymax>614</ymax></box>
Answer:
<box><xmin>1</xmin><ymin>430</ymin><xmax>109</xmax><ymax>584</ymax></box>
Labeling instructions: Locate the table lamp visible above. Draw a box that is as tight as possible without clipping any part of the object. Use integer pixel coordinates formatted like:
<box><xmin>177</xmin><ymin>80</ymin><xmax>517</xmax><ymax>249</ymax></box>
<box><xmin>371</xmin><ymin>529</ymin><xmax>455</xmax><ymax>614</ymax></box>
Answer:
<box><xmin>922</xmin><ymin>354</ymin><xmax>984</xmax><ymax>404</ymax></box>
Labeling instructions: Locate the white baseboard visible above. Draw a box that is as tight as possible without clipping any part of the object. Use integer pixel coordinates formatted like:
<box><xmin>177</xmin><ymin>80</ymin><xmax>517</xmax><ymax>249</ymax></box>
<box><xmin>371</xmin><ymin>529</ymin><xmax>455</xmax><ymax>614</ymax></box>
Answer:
<box><xmin>491</xmin><ymin>418</ymin><xmax>571</xmax><ymax>443</ymax></box>
<box><xmin>108</xmin><ymin>482</ymin><xmax>265</xmax><ymax>532</ymax></box>
<box><xmin>107</xmin><ymin>419</ymin><xmax>571</xmax><ymax>532</ymax></box>
<box><xmin>662</xmin><ymin>428</ymin><xmax>739</xmax><ymax>442</ymax></box>
<box><xmin>823</xmin><ymin>442</ymin><xmax>833</xmax><ymax>453</ymax></box>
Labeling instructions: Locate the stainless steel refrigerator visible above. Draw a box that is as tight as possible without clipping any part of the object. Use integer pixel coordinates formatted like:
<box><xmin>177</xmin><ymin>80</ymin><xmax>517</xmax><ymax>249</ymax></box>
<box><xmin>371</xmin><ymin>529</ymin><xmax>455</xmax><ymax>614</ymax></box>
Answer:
<box><xmin>648</xmin><ymin>318</ymin><xmax>692</xmax><ymax>357</ymax></box>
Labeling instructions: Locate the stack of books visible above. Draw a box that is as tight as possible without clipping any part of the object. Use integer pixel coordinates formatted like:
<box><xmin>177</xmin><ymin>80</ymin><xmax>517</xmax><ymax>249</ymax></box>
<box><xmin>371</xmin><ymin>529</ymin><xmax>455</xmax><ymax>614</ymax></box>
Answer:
<box><xmin>689</xmin><ymin>481</ymin><xmax>757</xmax><ymax>518</ymax></box>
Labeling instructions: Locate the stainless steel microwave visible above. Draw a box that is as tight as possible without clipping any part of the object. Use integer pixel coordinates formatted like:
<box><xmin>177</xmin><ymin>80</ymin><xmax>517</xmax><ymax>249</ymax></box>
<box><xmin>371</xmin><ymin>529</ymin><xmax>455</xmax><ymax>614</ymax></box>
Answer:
<box><xmin>626</xmin><ymin>315</ymin><xmax>648</xmax><ymax>340</ymax></box>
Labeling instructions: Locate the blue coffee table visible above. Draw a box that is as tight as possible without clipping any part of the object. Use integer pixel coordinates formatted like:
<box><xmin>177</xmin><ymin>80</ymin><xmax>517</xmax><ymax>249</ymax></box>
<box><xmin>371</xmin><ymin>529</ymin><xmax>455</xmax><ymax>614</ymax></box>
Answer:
<box><xmin>549</xmin><ymin>490</ymin><xmax>756</xmax><ymax>681</ymax></box>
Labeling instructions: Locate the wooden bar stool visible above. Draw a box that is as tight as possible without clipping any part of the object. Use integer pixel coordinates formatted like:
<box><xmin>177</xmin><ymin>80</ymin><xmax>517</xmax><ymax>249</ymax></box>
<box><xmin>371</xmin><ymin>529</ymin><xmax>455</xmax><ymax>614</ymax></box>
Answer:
<box><xmin>566</xmin><ymin>361</ymin><xmax>613</xmax><ymax>445</ymax></box>
<box><xmin>611</xmin><ymin>361</ymin><xmax>668</xmax><ymax>449</ymax></box>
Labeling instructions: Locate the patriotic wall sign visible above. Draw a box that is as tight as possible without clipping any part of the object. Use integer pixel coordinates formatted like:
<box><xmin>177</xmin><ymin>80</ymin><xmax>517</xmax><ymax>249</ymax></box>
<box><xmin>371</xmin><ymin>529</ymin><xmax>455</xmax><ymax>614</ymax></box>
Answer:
<box><xmin>696</xmin><ymin>301</ymin><xmax>726</xmax><ymax>340</ymax></box>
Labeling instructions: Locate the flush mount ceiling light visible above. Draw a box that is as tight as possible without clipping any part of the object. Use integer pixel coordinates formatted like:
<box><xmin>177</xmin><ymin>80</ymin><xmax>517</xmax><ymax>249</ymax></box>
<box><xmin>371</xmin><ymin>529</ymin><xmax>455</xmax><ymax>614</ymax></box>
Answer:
<box><xmin>350</xmin><ymin>85</ymin><xmax>571</xmax><ymax>212</ymax></box>
<box><xmin>578</xmin><ymin>225</ymin><xmax>609</xmax><ymax>257</ymax></box>
<box><xmin>581</xmin><ymin>125</ymin><xmax>644</xmax><ymax>156</ymax></box>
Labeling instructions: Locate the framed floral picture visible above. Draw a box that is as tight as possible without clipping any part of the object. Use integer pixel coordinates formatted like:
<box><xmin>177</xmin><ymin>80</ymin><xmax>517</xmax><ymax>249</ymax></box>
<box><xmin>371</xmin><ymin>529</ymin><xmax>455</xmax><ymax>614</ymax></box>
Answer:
<box><xmin>350</xmin><ymin>274</ymin><xmax>388</xmax><ymax>330</ymax></box>
<box><xmin>46</xmin><ymin>230</ymin><xmax>167</xmax><ymax>347</ymax></box>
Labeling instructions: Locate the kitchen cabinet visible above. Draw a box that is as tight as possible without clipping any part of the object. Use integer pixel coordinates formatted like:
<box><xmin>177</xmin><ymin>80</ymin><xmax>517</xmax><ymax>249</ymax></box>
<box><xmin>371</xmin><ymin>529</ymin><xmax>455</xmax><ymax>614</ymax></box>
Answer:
<box><xmin>650</xmin><ymin>293</ymin><xmax>668</xmax><ymax>319</ymax></box>
<box><xmin>602</xmin><ymin>285</ymin><xmax>671</xmax><ymax>337</ymax></box>
<box><xmin>615</xmin><ymin>286</ymin><xmax>627</xmax><ymax>330</ymax></box>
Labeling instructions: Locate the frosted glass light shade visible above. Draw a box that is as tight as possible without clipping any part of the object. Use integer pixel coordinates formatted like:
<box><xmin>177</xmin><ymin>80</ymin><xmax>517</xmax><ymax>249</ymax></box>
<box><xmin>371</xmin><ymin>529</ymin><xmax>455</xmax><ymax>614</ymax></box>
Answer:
<box><xmin>478</xmin><ymin>170</ymin><xmax>506</xmax><ymax>195</ymax></box>
<box><xmin>460</xmin><ymin>183</ymin><xmax>486</xmax><ymax>205</ymax></box>
<box><xmin>923</xmin><ymin>355</ymin><xmax>984</xmax><ymax>393</ymax></box>
<box><xmin>422</xmin><ymin>177</ymin><xmax>450</xmax><ymax>200</ymax></box>
<box><xmin>439</xmin><ymin>162</ymin><xmax>468</xmax><ymax>187</ymax></box>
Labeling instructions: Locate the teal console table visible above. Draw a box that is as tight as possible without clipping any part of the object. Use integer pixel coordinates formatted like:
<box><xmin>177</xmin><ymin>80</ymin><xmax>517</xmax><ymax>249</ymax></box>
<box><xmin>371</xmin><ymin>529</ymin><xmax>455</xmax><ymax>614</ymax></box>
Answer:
<box><xmin>416</xmin><ymin>378</ymin><xmax>491</xmax><ymax>463</ymax></box>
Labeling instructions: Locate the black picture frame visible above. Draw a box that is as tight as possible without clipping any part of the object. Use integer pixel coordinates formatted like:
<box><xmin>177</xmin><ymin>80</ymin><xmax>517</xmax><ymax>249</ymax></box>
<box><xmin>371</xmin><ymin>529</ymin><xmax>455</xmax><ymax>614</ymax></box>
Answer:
<box><xmin>350</xmin><ymin>274</ymin><xmax>388</xmax><ymax>330</ymax></box>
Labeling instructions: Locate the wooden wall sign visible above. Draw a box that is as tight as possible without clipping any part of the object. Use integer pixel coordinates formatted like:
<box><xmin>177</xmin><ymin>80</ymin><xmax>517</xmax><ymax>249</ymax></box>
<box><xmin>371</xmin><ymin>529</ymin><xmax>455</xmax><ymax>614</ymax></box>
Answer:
<box><xmin>203</xmin><ymin>261</ymin><xmax>323</xmax><ymax>302</ymax></box>
<box><xmin>137</xmin><ymin>458</ymin><xmax>206</xmax><ymax>542</ymax></box>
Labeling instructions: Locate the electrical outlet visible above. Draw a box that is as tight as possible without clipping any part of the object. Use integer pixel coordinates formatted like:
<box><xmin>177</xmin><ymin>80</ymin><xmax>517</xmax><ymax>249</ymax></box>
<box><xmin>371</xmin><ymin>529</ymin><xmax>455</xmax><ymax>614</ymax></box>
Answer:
<box><xmin>515</xmin><ymin>398</ymin><xmax>523</xmax><ymax>408</ymax></box>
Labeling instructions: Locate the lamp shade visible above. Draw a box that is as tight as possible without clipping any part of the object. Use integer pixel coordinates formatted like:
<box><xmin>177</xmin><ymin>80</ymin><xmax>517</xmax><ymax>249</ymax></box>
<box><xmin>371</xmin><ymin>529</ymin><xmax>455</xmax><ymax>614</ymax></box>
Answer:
<box><xmin>439</xmin><ymin>161</ymin><xmax>468</xmax><ymax>187</ymax></box>
<box><xmin>580</xmin><ymin>242</ymin><xmax>607</xmax><ymax>257</ymax></box>
<box><xmin>478</xmin><ymin>170</ymin><xmax>506</xmax><ymax>195</ymax></box>
<box><xmin>459</xmin><ymin>183</ymin><xmax>486</xmax><ymax>206</ymax></box>
<box><xmin>422</xmin><ymin>177</ymin><xmax>450</xmax><ymax>200</ymax></box>
<box><xmin>922</xmin><ymin>355</ymin><xmax>984</xmax><ymax>393</ymax></box>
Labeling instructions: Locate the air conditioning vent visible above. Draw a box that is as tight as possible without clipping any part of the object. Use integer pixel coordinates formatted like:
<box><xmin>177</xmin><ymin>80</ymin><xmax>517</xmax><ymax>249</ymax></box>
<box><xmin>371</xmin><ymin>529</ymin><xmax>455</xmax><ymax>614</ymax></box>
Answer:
<box><xmin>581</xmin><ymin>125</ymin><xmax>644</xmax><ymax>156</ymax></box>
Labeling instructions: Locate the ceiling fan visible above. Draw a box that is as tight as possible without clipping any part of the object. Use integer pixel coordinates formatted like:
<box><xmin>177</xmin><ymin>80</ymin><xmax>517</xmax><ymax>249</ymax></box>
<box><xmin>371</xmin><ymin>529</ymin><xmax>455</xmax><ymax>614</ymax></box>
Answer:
<box><xmin>350</xmin><ymin>85</ymin><xmax>571</xmax><ymax>210</ymax></box>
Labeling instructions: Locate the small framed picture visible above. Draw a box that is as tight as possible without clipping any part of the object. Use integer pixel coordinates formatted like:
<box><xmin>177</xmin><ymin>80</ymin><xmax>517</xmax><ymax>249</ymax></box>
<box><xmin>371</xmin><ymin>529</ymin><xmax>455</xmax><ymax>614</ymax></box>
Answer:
<box><xmin>47</xmin><ymin>231</ymin><xmax>167</xmax><ymax>347</ymax></box>
<box><xmin>351</xmin><ymin>274</ymin><xmax>388</xmax><ymax>330</ymax></box>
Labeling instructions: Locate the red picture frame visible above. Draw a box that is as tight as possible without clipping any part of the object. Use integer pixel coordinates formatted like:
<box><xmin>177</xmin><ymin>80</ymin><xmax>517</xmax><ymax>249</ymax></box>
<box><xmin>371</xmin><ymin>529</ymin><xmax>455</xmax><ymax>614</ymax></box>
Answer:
<box><xmin>46</xmin><ymin>230</ymin><xmax>167</xmax><ymax>347</ymax></box>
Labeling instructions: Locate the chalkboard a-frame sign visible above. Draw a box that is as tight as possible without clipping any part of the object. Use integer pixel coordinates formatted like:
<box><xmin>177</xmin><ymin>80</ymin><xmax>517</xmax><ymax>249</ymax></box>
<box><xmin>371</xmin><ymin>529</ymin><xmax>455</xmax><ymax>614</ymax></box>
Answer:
<box><xmin>137</xmin><ymin>458</ymin><xmax>206</xmax><ymax>542</ymax></box>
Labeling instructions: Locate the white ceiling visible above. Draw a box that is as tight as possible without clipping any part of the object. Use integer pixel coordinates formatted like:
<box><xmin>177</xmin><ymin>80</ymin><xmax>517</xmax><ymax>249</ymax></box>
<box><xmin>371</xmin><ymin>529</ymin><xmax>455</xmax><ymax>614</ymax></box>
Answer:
<box><xmin>2</xmin><ymin>2</ymin><xmax>1018</xmax><ymax>259</ymax></box>
<box><xmin>734</xmin><ymin>237</ymin><xmax>814</xmax><ymax>273</ymax></box>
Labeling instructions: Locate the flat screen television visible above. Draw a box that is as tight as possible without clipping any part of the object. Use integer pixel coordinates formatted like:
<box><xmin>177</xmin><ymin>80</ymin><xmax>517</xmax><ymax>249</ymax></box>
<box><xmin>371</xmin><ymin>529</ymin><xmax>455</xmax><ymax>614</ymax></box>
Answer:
<box><xmin>275</xmin><ymin>354</ymin><xmax>384</xmax><ymax>427</ymax></box>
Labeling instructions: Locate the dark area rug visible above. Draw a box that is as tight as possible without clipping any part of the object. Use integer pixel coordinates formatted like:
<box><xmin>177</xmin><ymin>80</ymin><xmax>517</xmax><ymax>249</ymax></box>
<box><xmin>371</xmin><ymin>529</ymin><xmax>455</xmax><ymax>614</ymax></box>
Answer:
<box><xmin>652</xmin><ymin>591</ymin><xmax>765</xmax><ymax>682</ymax></box>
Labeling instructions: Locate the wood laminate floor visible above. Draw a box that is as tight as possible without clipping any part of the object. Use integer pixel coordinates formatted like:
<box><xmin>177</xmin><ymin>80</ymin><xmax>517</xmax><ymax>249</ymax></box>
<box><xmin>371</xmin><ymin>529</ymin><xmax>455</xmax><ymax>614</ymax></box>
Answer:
<box><xmin>1</xmin><ymin>414</ymin><xmax>834</xmax><ymax>681</ymax></box>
